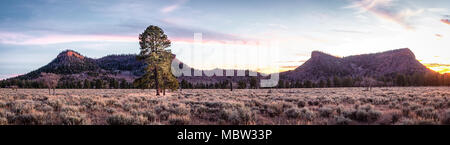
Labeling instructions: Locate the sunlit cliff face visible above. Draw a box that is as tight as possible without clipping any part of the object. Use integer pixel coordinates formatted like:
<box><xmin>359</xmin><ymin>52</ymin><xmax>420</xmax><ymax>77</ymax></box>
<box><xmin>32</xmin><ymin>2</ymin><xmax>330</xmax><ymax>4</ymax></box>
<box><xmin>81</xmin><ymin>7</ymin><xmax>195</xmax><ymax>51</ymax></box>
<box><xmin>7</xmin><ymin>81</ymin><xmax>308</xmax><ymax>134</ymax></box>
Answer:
<box><xmin>424</xmin><ymin>64</ymin><xmax>450</xmax><ymax>74</ymax></box>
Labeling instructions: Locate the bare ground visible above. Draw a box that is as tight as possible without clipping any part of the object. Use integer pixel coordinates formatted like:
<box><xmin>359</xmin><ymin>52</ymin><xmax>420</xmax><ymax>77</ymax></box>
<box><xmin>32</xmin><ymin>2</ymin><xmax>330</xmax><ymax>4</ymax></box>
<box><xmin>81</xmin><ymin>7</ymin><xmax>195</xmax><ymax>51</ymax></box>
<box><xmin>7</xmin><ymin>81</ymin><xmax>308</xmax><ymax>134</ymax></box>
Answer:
<box><xmin>0</xmin><ymin>87</ymin><xmax>449</xmax><ymax>125</ymax></box>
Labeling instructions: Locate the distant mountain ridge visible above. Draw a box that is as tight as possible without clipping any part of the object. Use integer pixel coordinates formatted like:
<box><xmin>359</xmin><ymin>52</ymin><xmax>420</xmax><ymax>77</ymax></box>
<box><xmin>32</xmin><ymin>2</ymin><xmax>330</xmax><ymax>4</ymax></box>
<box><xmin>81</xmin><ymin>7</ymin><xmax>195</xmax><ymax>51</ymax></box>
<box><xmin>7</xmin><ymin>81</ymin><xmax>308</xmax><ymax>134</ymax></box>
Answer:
<box><xmin>16</xmin><ymin>50</ymin><xmax>145</xmax><ymax>81</ymax></box>
<box><xmin>282</xmin><ymin>48</ymin><xmax>433</xmax><ymax>81</ymax></box>
<box><xmin>14</xmin><ymin>50</ymin><xmax>261</xmax><ymax>84</ymax></box>
<box><xmin>2</xmin><ymin>48</ymin><xmax>444</xmax><ymax>89</ymax></box>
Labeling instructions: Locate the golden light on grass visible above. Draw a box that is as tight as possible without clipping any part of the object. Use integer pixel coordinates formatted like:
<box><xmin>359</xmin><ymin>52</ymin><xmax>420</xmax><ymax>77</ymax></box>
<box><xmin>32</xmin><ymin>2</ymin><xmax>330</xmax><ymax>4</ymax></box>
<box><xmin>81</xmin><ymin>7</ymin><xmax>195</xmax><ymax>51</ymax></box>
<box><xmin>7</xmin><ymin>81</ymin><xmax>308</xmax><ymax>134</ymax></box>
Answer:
<box><xmin>424</xmin><ymin>63</ymin><xmax>450</xmax><ymax>74</ymax></box>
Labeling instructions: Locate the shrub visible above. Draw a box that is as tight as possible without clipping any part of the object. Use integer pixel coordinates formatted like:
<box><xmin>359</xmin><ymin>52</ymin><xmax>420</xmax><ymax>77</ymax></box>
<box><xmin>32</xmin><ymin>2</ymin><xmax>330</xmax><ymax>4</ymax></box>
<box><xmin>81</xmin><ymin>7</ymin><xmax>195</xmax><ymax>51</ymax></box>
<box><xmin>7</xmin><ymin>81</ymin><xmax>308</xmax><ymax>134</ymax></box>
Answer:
<box><xmin>408</xmin><ymin>103</ymin><xmax>421</xmax><ymax>111</ymax></box>
<box><xmin>105</xmin><ymin>108</ymin><xmax>116</xmax><ymax>114</ymax></box>
<box><xmin>159</xmin><ymin>111</ymin><xmax>171</xmax><ymax>121</ymax></box>
<box><xmin>334</xmin><ymin>116</ymin><xmax>351</xmax><ymax>125</ymax></box>
<box><xmin>11</xmin><ymin>113</ymin><xmax>46</xmax><ymax>125</ymax></box>
<box><xmin>401</xmin><ymin>108</ymin><xmax>411</xmax><ymax>117</ymax></box>
<box><xmin>299</xmin><ymin>108</ymin><xmax>314</xmax><ymax>121</ymax></box>
<box><xmin>122</xmin><ymin>102</ymin><xmax>138</xmax><ymax>112</ymax></box>
<box><xmin>402</xmin><ymin>102</ymin><xmax>410</xmax><ymax>107</ymax></box>
<box><xmin>415</xmin><ymin>107</ymin><xmax>439</xmax><ymax>120</ymax></box>
<box><xmin>168</xmin><ymin>104</ymin><xmax>190</xmax><ymax>116</ymax></box>
<box><xmin>389</xmin><ymin>102</ymin><xmax>399</xmax><ymax>109</ymax></box>
<box><xmin>143</xmin><ymin>111</ymin><xmax>157</xmax><ymax>122</ymax></box>
<box><xmin>61</xmin><ymin>105</ymin><xmax>79</xmax><ymax>112</ymax></box>
<box><xmin>284</xmin><ymin>108</ymin><xmax>314</xmax><ymax>121</ymax></box>
<box><xmin>8</xmin><ymin>100</ymin><xmax>34</xmax><ymax>114</ymax></box>
<box><xmin>441</xmin><ymin>109</ymin><xmax>450</xmax><ymax>125</ymax></box>
<box><xmin>35</xmin><ymin>104</ymin><xmax>53</xmax><ymax>112</ymax></box>
<box><xmin>154</xmin><ymin>103</ymin><xmax>168</xmax><ymax>114</ymax></box>
<box><xmin>308</xmin><ymin>101</ymin><xmax>319</xmax><ymax>106</ymax></box>
<box><xmin>59</xmin><ymin>112</ymin><xmax>88</xmax><ymax>125</ymax></box>
<box><xmin>168</xmin><ymin>115</ymin><xmax>190</xmax><ymax>125</ymax></box>
<box><xmin>416</xmin><ymin>120</ymin><xmax>436</xmax><ymax>125</ymax></box>
<box><xmin>204</xmin><ymin>101</ymin><xmax>243</xmax><ymax>109</ymax></box>
<box><xmin>297</xmin><ymin>101</ymin><xmax>306</xmax><ymax>108</ymax></box>
<box><xmin>220</xmin><ymin>107</ymin><xmax>255</xmax><ymax>125</ymax></box>
<box><xmin>318</xmin><ymin>107</ymin><xmax>334</xmax><ymax>118</ymax></box>
<box><xmin>263</xmin><ymin>103</ymin><xmax>284</xmax><ymax>117</ymax></box>
<box><xmin>107</xmin><ymin>113</ymin><xmax>144</xmax><ymax>125</ymax></box>
<box><xmin>0</xmin><ymin>117</ymin><xmax>7</xmax><ymax>125</ymax></box>
<box><xmin>343</xmin><ymin>105</ymin><xmax>381</xmax><ymax>123</ymax></box>
<box><xmin>341</xmin><ymin>96</ymin><xmax>356</xmax><ymax>104</ymax></box>
<box><xmin>399</xmin><ymin>119</ymin><xmax>414</xmax><ymax>125</ymax></box>
<box><xmin>0</xmin><ymin>100</ymin><xmax>6</xmax><ymax>108</ymax></box>
<box><xmin>284</xmin><ymin>108</ymin><xmax>301</xmax><ymax>119</ymax></box>
<box><xmin>335</xmin><ymin>105</ymin><xmax>345</xmax><ymax>115</ymax></box>
<box><xmin>391</xmin><ymin>112</ymin><xmax>402</xmax><ymax>124</ymax></box>
<box><xmin>46</xmin><ymin>99</ymin><xmax>64</xmax><ymax>112</ymax></box>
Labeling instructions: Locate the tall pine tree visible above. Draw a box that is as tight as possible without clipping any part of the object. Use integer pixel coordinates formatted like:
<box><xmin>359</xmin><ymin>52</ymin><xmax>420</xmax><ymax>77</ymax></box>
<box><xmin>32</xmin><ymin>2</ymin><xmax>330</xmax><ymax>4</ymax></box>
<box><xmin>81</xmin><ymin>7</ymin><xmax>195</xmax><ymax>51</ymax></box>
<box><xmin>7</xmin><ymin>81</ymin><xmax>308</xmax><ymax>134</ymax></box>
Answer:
<box><xmin>134</xmin><ymin>25</ymin><xmax>178</xmax><ymax>96</ymax></box>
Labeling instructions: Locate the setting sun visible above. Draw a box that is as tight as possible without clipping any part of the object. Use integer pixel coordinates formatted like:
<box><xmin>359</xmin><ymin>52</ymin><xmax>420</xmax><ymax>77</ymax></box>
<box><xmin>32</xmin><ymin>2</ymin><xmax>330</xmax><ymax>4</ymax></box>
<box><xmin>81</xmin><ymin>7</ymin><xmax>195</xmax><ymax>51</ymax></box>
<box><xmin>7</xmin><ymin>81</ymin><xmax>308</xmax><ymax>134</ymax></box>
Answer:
<box><xmin>424</xmin><ymin>64</ymin><xmax>450</xmax><ymax>74</ymax></box>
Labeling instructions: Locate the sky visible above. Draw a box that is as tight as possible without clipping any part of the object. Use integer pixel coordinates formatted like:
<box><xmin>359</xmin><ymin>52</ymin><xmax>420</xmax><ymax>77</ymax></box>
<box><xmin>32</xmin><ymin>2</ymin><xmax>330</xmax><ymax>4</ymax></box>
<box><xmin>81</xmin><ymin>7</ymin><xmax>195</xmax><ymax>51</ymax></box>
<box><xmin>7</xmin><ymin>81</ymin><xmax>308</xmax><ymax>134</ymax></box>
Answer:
<box><xmin>1</xmin><ymin>0</ymin><xmax>450</xmax><ymax>80</ymax></box>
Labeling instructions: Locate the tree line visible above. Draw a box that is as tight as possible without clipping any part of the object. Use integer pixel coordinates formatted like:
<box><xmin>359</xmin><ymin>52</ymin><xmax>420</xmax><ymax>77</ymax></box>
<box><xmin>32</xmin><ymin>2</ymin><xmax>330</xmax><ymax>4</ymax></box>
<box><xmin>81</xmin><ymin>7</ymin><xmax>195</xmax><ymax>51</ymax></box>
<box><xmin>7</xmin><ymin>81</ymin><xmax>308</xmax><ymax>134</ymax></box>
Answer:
<box><xmin>1</xmin><ymin>70</ymin><xmax>449</xmax><ymax>90</ymax></box>
<box><xmin>0</xmin><ymin>77</ymin><xmax>133</xmax><ymax>89</ymax></box>
<box><xmin>179</xmin><ymin>77</ymin><xmax>259</xmax><ymax>89</ymax></box>
<box><xmin>275</xmin><ymin>73</ymin><xmax>450</xmax><ymax>88</ymax></box>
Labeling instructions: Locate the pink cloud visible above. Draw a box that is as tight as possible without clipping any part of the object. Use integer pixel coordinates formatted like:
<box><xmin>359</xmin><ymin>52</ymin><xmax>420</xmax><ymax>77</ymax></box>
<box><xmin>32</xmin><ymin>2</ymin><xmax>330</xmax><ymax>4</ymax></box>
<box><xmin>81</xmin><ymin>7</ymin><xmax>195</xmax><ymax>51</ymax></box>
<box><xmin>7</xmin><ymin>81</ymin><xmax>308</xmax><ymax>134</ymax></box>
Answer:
<box><xmin>23</xmin><ymin>35</ymin><xmax>138</xmax><ymax>45</ymax></box>
<box><xmin>442</xmin><ymin>19</ymin><xmax>450</xmax><ymax>25</ymax></box>
<box><xmin>170</xmin><ymin>37</ymin><xmax>260</xmax><ymax>47</ymax></box>
<box><xmin>0</xmin><ymin>32</ymin><xmax>31</xmax><ymax>44</ymax></box>
<box><xmin>0</xmin><ymin>74</ymin><xmax>22</xmax><ymax>80</ymax></box>
<box><xmin>347</xmin><ymin>0</ymin><xmax>423</xmax><ymax>30</ymax></box>
<box><xmin>0</xmin><ymin>31</ymin><xmax>254</xmax><ymax>47</ymax></box>
<box><xmin>0</xmin><ymin>32</ymin><xmax>137</xmax><ymax>45</ymax></box>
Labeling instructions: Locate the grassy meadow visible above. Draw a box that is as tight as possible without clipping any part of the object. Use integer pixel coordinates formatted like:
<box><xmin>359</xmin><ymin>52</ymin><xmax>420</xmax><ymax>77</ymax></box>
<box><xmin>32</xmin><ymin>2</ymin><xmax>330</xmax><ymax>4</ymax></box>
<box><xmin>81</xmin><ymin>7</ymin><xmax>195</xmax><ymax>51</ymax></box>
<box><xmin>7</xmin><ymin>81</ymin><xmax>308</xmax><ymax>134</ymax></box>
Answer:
<box><xmin>0</xmin><ymin>87</ymin><xmax>449</xmax><ymax>125</ymax></box>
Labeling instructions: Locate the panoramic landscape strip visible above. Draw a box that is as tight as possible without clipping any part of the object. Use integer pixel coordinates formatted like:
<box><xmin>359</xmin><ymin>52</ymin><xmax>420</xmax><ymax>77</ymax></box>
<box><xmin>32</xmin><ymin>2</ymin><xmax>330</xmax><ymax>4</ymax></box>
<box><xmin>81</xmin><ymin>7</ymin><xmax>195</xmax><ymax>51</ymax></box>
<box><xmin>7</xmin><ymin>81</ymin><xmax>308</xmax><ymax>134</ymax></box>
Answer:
<box><xmin>0</xmin><ymin>0</ymin><xmax>449</xmax><ymax>126</ymax></box>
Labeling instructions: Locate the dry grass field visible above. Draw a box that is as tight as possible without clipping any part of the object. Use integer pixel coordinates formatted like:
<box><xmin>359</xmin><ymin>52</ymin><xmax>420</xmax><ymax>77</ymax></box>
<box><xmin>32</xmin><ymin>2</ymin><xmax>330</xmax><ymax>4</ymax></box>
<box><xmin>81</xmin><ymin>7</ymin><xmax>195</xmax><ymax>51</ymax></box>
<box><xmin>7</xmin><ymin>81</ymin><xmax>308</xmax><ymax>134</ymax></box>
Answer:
<box><xmin>0</xmin><ymin>87</ymin><xmax>449</xmax><ymax>125</ymax></box>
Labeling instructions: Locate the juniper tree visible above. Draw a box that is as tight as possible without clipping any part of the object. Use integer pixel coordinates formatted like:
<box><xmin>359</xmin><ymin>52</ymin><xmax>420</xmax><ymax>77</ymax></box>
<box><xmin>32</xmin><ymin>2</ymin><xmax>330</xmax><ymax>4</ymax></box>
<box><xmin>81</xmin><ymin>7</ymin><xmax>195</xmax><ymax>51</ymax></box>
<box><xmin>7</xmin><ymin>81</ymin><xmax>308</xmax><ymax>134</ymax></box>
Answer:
<box><xmin>396</xmin><ymin>74</ymin><xmax>406</xmax><ymax>86</ymax></box>
<box><xmin>333</xmin><ymin>76</ymin><xmax>341</xmax><ymax>87</ymax></box>
<box><xmin>134</xmin><ymin>25</ymin><xmax>178</xmax><ymax>96</ymax></box>
<box><xmin>304</xmin><ymin>80</ymin><xmax>312</xmax><ymax>88</ymax></box>
<box><xmin>249</xmin><ymin>77</ymin><xmax>258</xmax><ymax>89</ymax></box>
<box><xmin>119</xmin><ymin>79</ymin><xmax>128</xmax><ymax>89</ymax></box>
<box><xmin>95</xmin><ymin>79</ymin><xmax>103</xmax><ymax>89</ymax></box>
<box><xmin>84</xmin><ymin>79</ymin><xmax>91</xmax><ymax>89</ymax></box>
<box><xmin>319</xmin><ymin>80</ymin><xmax>325</xmax><ymax>88</ymax></box>
<box><xmin>238</xmin><ymin>80</ymin><xmax>247</xmax><ymax>89</ymax></box>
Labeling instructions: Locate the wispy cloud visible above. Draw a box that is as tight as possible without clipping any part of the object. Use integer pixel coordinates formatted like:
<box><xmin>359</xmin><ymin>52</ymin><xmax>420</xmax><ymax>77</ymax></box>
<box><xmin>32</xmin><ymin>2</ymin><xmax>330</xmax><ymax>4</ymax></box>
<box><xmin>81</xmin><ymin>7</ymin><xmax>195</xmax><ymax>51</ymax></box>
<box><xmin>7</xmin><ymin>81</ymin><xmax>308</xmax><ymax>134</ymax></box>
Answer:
<box><xmin>268</xmin><ymin>23</ymin><xmax>289</xmax><ymax>30</ymax></box>
<box><xmin>426</xmin><ymin>8</ymin><xmax>448</xmax><ymax>13</ymax></box>
<box><xmin>161</xmin><ymin>0</ymin><xmax>188</xmax><ymax>14</ymax></box>
<box><xmin>0</xmin><ymin>0</ymin><xmax>246</xmax><ymax>46</ymax></box>
<box><xmin>158</xmin><ymin>18</ymin><xmax>251</xmax><ymax>42</ymax></box>
<box><xmin>331</xmin><ymin>29</ymin><xmax>370</xmax><ymax>34</ymax></box>
<box><xmin>346</xmin><ymin>0</ymin><xmax>423</xmax><ymax>30</ymax></box>
<box><xmin>0</xmin><ymin>32</ymin><xmax>137</xmax><ymax>45</ymax></box>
